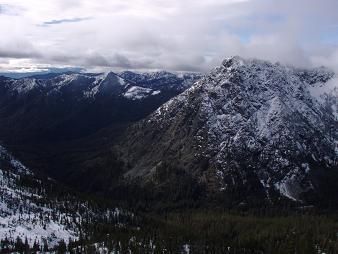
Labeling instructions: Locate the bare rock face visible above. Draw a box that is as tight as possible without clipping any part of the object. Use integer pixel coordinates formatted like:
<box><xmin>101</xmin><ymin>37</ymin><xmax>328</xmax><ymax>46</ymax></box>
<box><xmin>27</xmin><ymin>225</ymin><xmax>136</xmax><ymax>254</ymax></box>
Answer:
<box><xmin>118</xmin><ymin>56</ymin><xmax>337</xmax><ymax>204</ymax></box>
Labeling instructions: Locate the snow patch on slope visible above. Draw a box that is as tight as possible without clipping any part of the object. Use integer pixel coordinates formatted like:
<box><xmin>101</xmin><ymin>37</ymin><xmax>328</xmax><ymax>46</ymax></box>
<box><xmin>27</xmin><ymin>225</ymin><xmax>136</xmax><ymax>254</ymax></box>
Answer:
<box><xmin>124</xmin><ymin>86</ymin><xmax>160</xmax><ymax>100</ymax></box>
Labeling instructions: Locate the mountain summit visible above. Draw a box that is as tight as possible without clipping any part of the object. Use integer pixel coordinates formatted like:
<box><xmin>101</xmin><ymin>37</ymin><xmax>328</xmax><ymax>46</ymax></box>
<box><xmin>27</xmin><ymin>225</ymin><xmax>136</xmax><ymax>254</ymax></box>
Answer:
<box><xmin>118</xmin><ymin>56</ymin><xmax>337</xmax><ymax>205</ymax></box>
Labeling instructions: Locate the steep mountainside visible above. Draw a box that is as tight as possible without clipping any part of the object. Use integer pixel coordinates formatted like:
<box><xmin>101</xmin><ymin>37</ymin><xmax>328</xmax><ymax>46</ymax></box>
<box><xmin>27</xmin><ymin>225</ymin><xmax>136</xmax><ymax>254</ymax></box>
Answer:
<box><xmin>118</xmin><ymin>57</ymin><xmax>338</xmax><ymax>206</ymax></box>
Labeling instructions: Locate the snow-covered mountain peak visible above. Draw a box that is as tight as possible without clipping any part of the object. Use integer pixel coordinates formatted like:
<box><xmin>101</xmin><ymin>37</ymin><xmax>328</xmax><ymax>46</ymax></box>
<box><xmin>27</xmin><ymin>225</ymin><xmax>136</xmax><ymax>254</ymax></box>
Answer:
<box><xmin>121</xmin><ymin>57</ymin><xmax>337</xmax><ymax>203</ymax></box>
<box><xmin>101</xmin><ymin>71</ymin><xmax>126</xmax><ymax>86</ymax></box>
<box><xmin>154</xmin><ymin>57</ymin><xmax>334</xmax><ymax>119</ymax></box>
<box><xmin>87</xmin><ymin>71</ymin><xmax>128</xmax><ymax>96</ymax></box>
<box><xmin>219</xmin><ymin>56</ymin><xmax>334</xmax><ymax>84</ymax></box>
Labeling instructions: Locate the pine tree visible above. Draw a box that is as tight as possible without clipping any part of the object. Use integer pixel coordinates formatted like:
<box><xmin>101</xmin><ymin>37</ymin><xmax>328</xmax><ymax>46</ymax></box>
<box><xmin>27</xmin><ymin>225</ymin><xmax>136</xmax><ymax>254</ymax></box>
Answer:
<box><xmin>33</xmin><ymin>239</ymin><xmax>40</xmax><ymax>252</ymax></box>
<box><xmin>14</xmin><ymin>236</ymin><xmax>25</xmax><ymax>253</ymax></box>
<box><xmin>57</xmin><ymin>240</ymin><xmax>67</xmax><ymax>254</ymax></box>
<box><xmin>43</xmin><ymin>239</ymin><xmax>49</xmax><ymax>252</ymax></box>
<box><xmin>24</xmin><ymin>237</ymin><xmax>30</xmax><ymax>253</ymax></box>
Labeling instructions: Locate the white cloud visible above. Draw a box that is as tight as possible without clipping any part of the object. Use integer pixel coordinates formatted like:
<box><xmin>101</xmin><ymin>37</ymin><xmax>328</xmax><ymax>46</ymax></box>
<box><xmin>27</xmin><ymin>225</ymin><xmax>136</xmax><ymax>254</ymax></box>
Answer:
<box><xmin>0</xmin><ymin>0</ymin><xmax>337</xmax><ymax>72</ymax></box>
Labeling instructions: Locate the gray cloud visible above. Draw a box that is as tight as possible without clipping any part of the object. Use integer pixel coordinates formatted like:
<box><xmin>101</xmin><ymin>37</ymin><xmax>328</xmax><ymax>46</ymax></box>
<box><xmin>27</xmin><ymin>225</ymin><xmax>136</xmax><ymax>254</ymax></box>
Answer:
<box><xmin>0</xmin><ymin>40</ymin><xmax>41</xmax><ymax>59</ymax></box>
<box><xmin>0</xmin><ymin>50</ymin><xmax>40</xmax><ymax>59</ymax></box>
<box><xmin>0</xmin><ymin>0</ymin><xmax>338</xmax><ymax>73</ymax></box>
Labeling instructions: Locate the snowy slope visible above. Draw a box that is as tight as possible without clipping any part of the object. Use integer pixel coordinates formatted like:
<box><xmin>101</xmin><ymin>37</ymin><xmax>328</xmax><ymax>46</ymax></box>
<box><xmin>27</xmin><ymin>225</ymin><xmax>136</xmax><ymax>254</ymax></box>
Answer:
<box><xmin>0</xmin><ymin>145</ymin><xmax>129</xmax><ymax>249</ymax></box>
<box><xmin>0</xmin><ymin>146</ymin><xmax>78</xmax><ymax>247</ymax></box>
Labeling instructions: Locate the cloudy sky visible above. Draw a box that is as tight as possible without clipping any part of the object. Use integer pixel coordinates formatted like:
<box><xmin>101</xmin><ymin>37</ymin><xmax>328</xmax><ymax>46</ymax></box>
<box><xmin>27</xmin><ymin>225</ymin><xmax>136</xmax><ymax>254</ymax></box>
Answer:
<box><xmin>0</xmin><ymin>0</ymin><xmax>338</xmax><ymax>73</ymax></box>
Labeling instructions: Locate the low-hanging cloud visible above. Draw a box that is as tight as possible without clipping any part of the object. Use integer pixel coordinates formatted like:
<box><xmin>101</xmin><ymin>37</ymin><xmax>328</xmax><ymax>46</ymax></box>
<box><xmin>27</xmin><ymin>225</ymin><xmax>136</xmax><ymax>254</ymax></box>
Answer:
<box><xmin>0</xmin><ymin>0</ymin><xmax>338</xmax><ymax>73</ymax></box>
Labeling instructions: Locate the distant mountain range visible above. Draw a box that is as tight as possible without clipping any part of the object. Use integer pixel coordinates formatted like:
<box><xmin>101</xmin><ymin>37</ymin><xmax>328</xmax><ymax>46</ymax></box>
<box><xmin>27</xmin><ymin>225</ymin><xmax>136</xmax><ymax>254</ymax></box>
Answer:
<box><xmin>0</xmin><ymin>70</ymin><xmax>201</xmax><ymax>185</ymax></box>
<box><xmin>0</xmin><ymin>67</ymin><xmax>84</xmax><ymax>79</ymax></box>
<box><xmin>0</xmin><ymin>71</ymin><xmax>201</xmax><ymax>143</ymax></box>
